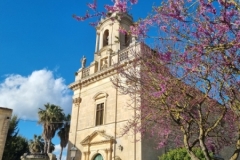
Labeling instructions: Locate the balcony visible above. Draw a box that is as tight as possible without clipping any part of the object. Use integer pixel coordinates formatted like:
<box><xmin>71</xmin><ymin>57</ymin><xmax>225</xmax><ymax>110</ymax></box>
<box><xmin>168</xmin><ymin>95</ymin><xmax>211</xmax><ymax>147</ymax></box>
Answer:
<box><xmin>74</xmin><ymin>43</ymin><xmax>140</xmax><ymax>82</ymax></box>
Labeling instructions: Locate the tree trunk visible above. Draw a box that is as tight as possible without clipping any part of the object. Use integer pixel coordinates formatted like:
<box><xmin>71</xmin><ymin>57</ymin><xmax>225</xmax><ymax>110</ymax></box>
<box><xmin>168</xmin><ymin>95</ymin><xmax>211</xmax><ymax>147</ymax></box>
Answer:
<box><xmin>187</xmin><ymin>151</ymin><xmax>200</xmax><ymax>160</ymax></box>
<box><xmin>199</xmin><ymin>138</ymin><xmax>211</xmax><ymax>160</ymax></box>
<box><xmin>59</xmin><ymin>147</ymin><xmax>63</xmax><ymax>160</ymax></box>
<box><xmin>47</xmin><ymin>140</ymin><xmax>51</xmax><ymax>153</ymax></box>
<box><xmin>230</xmin><ymin>123</ymin><xmax>240</xmax><ymax>160</ymax></box>
<box><xmin>199</xmin><ymin>128</ymin><xmax>211</xmax><ymax>160</ymax></box>
<box><xmin>44</xmin><ymin>141</ymin><xmax>47</xmax><ymax>153</ymax></box>
<box><xmin>182</xmin><ymin>127</ymin><xmax>200</xmax><ymax>160</ymax></box>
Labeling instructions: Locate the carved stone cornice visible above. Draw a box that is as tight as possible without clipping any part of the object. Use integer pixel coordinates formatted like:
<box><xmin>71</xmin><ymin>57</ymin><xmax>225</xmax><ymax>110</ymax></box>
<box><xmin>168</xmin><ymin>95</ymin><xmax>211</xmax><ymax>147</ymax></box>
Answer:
<box><xmin>69</xmin><ymin>81</ymin><xmax>81</xmax><ymax>91</ymax></box>
<box><xmin>69</xmin><ymin>60</ymin><xmax>135</xmax><ymax>91</ymax></box>
<box><xmin>68</xmin><ymin>43</ymin><xmax>142</xmax><ymax>91</ymax></box>
<box><xmin>82</xmin><ymin>67</ymin><xmax>117</xmax><ymax>87</ymax></box>
<box><xmin>69</xmin><ymin>65</ymin><xmax>118</xmax><ymax>90</ymax></box>
<box><xmin>74</xmin><ymin>65</ymin><xmax>118</xmax><ymax>88</ymax></box>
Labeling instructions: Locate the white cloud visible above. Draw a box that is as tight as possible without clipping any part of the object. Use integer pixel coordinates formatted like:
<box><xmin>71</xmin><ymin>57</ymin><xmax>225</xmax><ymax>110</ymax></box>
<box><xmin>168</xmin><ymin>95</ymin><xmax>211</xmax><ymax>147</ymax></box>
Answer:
<box><xmin>54</xmin><ymin>144</ymin><xmax>68</xmax><ymax>160</ymax></box>
<box><xmin>0</xmin><ymin>69</ymin><xmax>72</xmax><ymax>120</ymax></box>
<box><xmin>61</xmin><ymin>155</ymin><xmax>67</xmax><ymax>160</ymax></box>
<box><xmin>54</xmin><ymin>144</ymin><xmax>62</xmax><ymax>153</ymax></box>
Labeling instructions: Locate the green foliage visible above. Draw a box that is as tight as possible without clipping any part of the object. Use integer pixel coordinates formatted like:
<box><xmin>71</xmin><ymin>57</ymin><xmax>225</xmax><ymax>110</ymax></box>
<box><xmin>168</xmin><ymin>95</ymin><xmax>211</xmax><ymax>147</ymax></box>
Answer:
<box><xmin>28</xmin><ymin>134</ymin><xmax>55</xmax><ymax>153</ymax></box>
<box><xmin>50</xmin><ymin>142</ymin><xmax>55</xmax><ymax>153</ymax></box>
<box><xmin>6</xmin><ymin>115</ymin><xmax>19</xmax><ymax>138</ymax></box>
<box><xmin>3</xmin><ymin>115</ymin><xmax>29</xmax><ymax>160</ymax></box>
<box><xmin>38</xmin><ymin>103</ymin><xmax>65</xmax><ymax>153</ymax></box>
<box><xmin>29</xmin><ymin>134</ymin><xmax>44</xmax><ymax>153</ymax></box>
<box><xmin>57</xmin><ymin>114</ymin><xmax>71</xmax><ymax>160</ymax></box>
<box><xmin>58</xmin><ymin>114</ymin><xmax>71</xmax><ymax>149</ymax></box>
<box><xmin>159</xmin><ymin>148</ymin><xmax>207</xmax><ymax>160</ymax></box>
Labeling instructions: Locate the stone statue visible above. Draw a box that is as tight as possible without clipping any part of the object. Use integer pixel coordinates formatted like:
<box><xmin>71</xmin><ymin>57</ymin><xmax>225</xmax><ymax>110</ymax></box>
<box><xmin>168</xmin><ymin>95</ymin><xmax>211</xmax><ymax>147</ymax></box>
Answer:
<box><xmin>101</xmin><ymin>58</ymin><xmax>108</xmax><ymax>70</ymax></box>
<box><xmin>81</xmin><ymin>55</ymin><xmax>86</xmax><ymax>69</ymax></box>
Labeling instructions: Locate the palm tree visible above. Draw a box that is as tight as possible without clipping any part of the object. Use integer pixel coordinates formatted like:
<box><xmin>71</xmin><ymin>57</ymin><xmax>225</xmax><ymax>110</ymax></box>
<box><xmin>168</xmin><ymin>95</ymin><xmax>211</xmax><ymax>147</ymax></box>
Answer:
<box><xmin>29</xmin><ymin>134</ymin><xmax>44</xmax><ymax>153</ymax></box>
<box><xmin>38</xmin><ymin>103</ymin><xmax>65</xmax><ymax>153</ymax></box>
<box><xmin>57</xmin><ymin>114</ymin><xmax>71</xmax><ymax>160</ymax></box>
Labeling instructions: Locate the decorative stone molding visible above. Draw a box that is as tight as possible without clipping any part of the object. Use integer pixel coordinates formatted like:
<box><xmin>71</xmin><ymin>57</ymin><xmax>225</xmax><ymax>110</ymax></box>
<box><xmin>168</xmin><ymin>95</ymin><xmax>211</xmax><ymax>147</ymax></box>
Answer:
<box><xmin>69</xmin><ymin>83</ymin><xmax>81</xmax><ymax>91</ymax></box>
<box><xmin>93</xmin><ymin>92</ymin><xmax>109</xmax><ymax>100</ymax></box>
<box><xmin>73</xmin><ymin>97</ymin><xmax>81</xmax><ymax>105</ymax></box>
<box><xmin>81</xmin><ymin>67</ymin><xmax>117</xmax><ymax>87</ymax></box>
<box><xmin>101</xmin><ymin>58</ymin><xmax>108</xmax><ymax>70</ymax></box>
<box><xmin>69</xmin><ymin>66</ymin><xmax>117</xmax><ymax>90</ymax></box>
<box><xmin>82</xmin><ymin>68</ymin><xmax>90</xmax><ymax>78</ymax></box>
<box><xmin>119</xmin><ymin>51</ymin><xmax>128</xmax><ymax>62</ymax></box>
<box><xmin>114</xmin><ymin>156</ymin><xmax>122</xmax><ymax>160</ymax></box>
<box><xmin>81</xmin><ymin>130</ymin><xmax>114</xmax><ymax>146</ymax></box>
<box><xmin>93</xmin><ymin>93</ymin><xmax>108</xmax><ymax>126</ymax></box>
<box><xmin>81</xmin><ymin>130</ymin><xmax>114</xmax><ymax>160</ymax></box>
<box><xmin>68</xmin><ymin>43</ymin><xmax>142</xmax><ymax>91</ymax></box>
<box><xmin>97</xmin><ymin>45</ymin><xmax>111</xmax><ymax>56</ymax></box>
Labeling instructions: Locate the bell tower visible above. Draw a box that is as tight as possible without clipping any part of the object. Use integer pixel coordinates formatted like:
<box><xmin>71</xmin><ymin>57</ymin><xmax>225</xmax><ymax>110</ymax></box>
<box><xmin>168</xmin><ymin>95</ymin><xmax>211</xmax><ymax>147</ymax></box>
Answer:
<box><xmin>93</xmin><ymin>11</ymin><xmax>133</xmax><ymax>70</ymax></box>
<box><xmin>69</xmin><ymin>10</ymin><xmax>162</xmax><ymax>160</ymax></box>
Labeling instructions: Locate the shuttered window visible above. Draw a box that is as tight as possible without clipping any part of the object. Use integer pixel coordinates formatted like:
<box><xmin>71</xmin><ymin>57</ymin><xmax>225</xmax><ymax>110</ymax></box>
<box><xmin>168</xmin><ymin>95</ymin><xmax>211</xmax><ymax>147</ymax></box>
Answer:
<box><xmin>95</xmin><ymin>103</ymin><xmax>104</xmax><ymax>126</ymax></box>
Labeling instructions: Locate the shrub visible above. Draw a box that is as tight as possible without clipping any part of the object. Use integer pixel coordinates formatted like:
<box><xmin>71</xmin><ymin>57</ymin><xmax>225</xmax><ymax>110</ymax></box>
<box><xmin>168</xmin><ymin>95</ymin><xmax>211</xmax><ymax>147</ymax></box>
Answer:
<box><xmin>159</xmin><ymin>148</ymin><xmax>208</xmax><ymax>160</ymax></box>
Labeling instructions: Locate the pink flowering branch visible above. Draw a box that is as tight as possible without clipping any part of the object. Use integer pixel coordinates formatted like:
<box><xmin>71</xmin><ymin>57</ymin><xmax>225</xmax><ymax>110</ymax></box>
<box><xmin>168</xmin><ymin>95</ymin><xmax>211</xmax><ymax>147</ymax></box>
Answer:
<box><xmin>73</xmin><ymin>0</ymin><xmax>138</xmax><ymax>26</ymax></box>
<box><xmin>78</xmin><ymin>0</ymin><xmax>240</xmax><ymax>159</ymax></box>
<box><xmin>111</xmin><ymin>44</ymin><xmax>238</xmax><ymax>159</ymax></box>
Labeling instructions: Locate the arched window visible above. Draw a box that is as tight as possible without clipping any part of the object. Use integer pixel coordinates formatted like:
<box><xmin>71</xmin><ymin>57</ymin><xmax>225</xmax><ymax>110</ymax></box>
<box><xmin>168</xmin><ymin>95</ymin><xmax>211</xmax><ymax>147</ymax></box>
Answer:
<box><xmin>95</xmin><ymin>103</ymin><xmax>104</xmax><ymax>126</ymax></box>
<box><xmin>93</xmin><ymin>92</ymin><xmax>108</xmax><ymax>126</ymax></box>
<box><xmin>103</xmin><ymin>30</ymin><xmax>109</xmax><ymax>47</ymax></box>
<box><xmin>94</xmin><ymin>154</ymin><xmax>103</xmax><ymax>160</ymax></box>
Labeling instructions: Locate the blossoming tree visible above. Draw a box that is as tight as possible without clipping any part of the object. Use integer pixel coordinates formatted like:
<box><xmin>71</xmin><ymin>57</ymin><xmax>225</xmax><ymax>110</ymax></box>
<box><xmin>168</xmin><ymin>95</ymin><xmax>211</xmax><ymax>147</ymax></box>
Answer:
<box><xmin>75</xmin><ymin>0</ymin><xmax>240</xmax><ymax>159</ymax></box>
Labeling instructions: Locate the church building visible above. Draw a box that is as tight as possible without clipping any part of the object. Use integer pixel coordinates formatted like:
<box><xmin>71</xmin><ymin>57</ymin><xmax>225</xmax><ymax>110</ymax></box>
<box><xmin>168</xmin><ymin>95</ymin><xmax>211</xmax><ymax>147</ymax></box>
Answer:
<box><xmin>68</xmin><ymin>11</ymin><xmax>161</xmax><ymax>160</ymax></box>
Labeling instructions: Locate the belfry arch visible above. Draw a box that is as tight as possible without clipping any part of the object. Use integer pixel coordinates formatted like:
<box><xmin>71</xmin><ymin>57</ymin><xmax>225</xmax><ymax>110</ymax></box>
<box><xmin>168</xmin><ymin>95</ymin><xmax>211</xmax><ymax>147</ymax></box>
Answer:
<box><xmin>103</xmin><ymin>30</ymin><xmax>109</xmax><ymax>47</ymax></box>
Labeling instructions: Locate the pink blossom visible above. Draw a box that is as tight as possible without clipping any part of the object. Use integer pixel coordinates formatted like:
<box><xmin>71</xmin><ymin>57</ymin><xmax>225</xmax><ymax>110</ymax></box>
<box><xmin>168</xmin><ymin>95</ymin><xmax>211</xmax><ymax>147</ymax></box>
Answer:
<box><xmin>129</xmin><ymin>0</ymin><xmax>138</xmax><ymax>5</ymax></box>
<box><xmin>89</xmin><ymin>22</ymin><xmax>98</xmax><ymax>27</ymax></box>
<box><xmin>130</xmin><ymin>26</ymin><xmax>140</xmax><ymax>36</ymax></box>
<box><xmin>72</xmin><ymin>15</ymin><xmax>85</xmax><ymax>21</ymax></box>
<box><xmin>119</xmin><ymin>28</ymin><xmax>128</xmax><ymax>35</ymax></box>
<box><xmin>160</xmin><ymin>26</ymin><xmax>167</xmax><ymax>32</ymax></box>
<box><xmin>75</xmin><ymin>0</ymin><xmax>240</xmax><ymax>156</ymax></box>
<box><xmin>114</xmin><ymin>0</ymin><xmax>127</xmax><ymax>12</ymax></box>
<box><xmin>151</xmin><ymin>84</ymin><xmax>166</xmax><ymax>98</ymax></box>
<box><xmin>160</xmin><ymin>52</ymin><xmax>172</xmax><ymax>61</ymax></box>
<box><xmin>87</xmin><ymin>2</ymin><xmax>97</xmax><ymax>10</ymax></box>
<box><xmin>104</xmin><ymin>5</ymin><xmax>115</xmax><ymax>12</ymax></box>
<box><xmin>104</xmin><ymin>0</ymin><xmax>127</xmax><ymax>13</ymax></box>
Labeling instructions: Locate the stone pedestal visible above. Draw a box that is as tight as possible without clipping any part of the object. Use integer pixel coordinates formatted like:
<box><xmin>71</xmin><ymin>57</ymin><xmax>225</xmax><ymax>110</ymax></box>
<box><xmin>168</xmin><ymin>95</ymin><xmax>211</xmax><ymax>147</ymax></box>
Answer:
<box><xmin>20</xmin><ymin>153</ymin><xmax>57</xmax><ymax>160</ymax></box>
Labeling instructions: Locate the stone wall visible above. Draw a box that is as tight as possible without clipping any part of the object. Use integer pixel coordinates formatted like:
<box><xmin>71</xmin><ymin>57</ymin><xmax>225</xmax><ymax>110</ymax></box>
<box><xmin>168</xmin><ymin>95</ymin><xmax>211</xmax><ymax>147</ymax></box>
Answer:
<box><xmin>0</xmin><ymin>107</ymin><xmax>12</xmax><ymax>160</ymax></box>
<box><xmin>20</xmin><ymin>153</ymin><xmax>57</xmax><ymax>160</ymax></box>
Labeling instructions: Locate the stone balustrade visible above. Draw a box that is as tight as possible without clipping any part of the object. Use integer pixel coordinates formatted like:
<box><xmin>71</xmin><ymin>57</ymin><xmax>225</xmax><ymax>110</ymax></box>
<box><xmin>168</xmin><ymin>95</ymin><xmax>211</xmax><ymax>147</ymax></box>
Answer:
<box><xmin>74</xmin><ymin>43</ymin><xmax>140</xmax><ymax>82</ymax></box>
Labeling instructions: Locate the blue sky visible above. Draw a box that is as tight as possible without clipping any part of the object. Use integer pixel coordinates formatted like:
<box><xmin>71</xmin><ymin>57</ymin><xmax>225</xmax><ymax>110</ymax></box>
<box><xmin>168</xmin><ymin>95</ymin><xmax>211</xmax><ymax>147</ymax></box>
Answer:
<box><xmin>0</xmin><ymin>0</ymin><xmax>156</xmax><ymax>159</ymax></box>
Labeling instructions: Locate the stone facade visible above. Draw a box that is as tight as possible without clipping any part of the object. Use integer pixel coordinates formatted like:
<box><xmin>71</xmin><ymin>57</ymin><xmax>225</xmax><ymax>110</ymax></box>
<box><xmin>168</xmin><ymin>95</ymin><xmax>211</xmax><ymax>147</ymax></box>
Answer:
<box><xmin>68</xmin><ymin>12</ymin><xmax>162</xmax><ymax>160</ymax></box>
<box><xmin>0</xmin><ymin>107</ymin><xmax>12</xmax><ymax>160</ymax></box>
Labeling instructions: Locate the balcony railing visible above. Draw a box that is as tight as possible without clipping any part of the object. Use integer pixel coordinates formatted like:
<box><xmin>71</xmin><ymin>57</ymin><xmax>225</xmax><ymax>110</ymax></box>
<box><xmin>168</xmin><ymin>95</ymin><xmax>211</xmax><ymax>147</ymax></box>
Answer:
<box><xmin>75</xmin><ymin>43</ymin><xmax>139</xmax><ymax>80</ymax></box>
<box><xmin>119</xmin><ymin>51</ymin><xmax>128</xmax><ymax>62</ymax></box>
<box><xmin>82</xmin><ymin>68</ymin><xmax>90</xmax><ymax>78</ymax></box>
